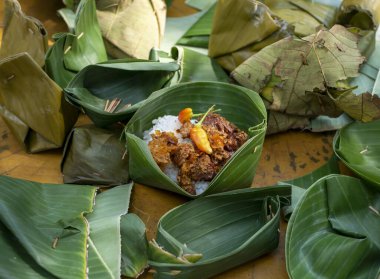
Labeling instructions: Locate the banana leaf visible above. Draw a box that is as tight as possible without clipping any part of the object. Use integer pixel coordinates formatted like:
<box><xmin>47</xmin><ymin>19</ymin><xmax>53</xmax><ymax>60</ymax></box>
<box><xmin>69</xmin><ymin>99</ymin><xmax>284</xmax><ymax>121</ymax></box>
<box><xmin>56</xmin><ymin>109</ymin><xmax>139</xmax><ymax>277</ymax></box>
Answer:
<box><xmin>266</xmin><ymin>0</ymin><xmax>337</xmax><ymax>37</ymax></box>
<box><xmin>124</xmin><ymin>81</ymin><xmax>267</xmax><ymax>198</ymax></box>
<box><xmin>0</xmin><ymin>52</ymin><xmax>78</xmax><ymax>153</ymax></box>
<box><xmin>149</xmin><ymin>186</ymin><xmax>288</xmax><ymax>278</ymax></box>
<box><xmin>169</xmin><ymin>46</ymin><xmax>229</xmax><ymax>83</ymax></box>
<box><xmin>61</xmin><ymin>125</ymin><xmax>129</xmax><ymax>185</ymax></box>
<box><xmin>0</xmin><ymin>0</ymin><xmax>48</xmax><ymax>67</ymax></box>
<box><xmin>334</xmin><ymin>119</ymin><xmax>380</xmax><ymax>191</ymax></box>
<box><xmin>176</xmin><ymin>4</ymin><xmax>216</xmax><ymax>48</ymax></box>
<box><xmin>45</xmin><ymin>33</ymin><xmax>77</xmax><ymax>88</ymax></box>
<box><xmin>232</xmin><ymin>25</ymin><xmax>380</xmax><ymax>121</ymax></box>
<box><xmin>57</xmin><ymin>8</ymin><xmax>76</xmax><ymax>33</ymax></box>
<box><xmin>267</xmin><ymin>110</ymin><xmax>310</xmax><ymax>135</ymax></box>
<box><xmin>337</xmin><ymin>0</ymin><xmax>380</xmax><ymax>30</ymax></box>
<box><xmin>96</xmin><ymin>0</ymin><xmax>166</xmax><ymax>59</ymax></box>
<box><xmin>161</xmin><ymin>3</ymin><xmax>215</xmax><ymax>52</ymax></box>
<box><xmin>286</xmin><ymin>174</ymin><xmax>380</xmax><ymax>279</ymax></box>
<box><xmin>64</xmin><ymin>59</ymin><xmax>179</xmax><ymax>127</ymax></box>
<box><xmin>86</xmin><ymin>184</ymin><xmax>132</xmax><ymax>279</ymax></box>
<box><xmin>185</xmin><ymin>0</ymin><xmax>216</xmax><ymax>10</ymax></box>
<box><xmin>121</xmin><ymin>213</ymin><xmax>149</xmax><ymax>278</ymax></box>
<box><xmin>46</xmin><ymin>0</ymin><xmax>107</xmax><ymax>88</ymax></box>
<box><xmin>279</xmin><ymin>155</ymin><xmax>340</xmax><ymax>220</ymax></box>
<box><xmin>0</xmin><ymin>175</ymin><xmax>97</xmax><ymax>278</ymax></box>
<box><xmin>208</xmin><ymin>0</ymin><xmax>294</xmax><ymax>72</ymax></box>
<box><xmin>209</xmin><ymin>0</ymin><xmax>280</xmax><ymax>59</ymax></box>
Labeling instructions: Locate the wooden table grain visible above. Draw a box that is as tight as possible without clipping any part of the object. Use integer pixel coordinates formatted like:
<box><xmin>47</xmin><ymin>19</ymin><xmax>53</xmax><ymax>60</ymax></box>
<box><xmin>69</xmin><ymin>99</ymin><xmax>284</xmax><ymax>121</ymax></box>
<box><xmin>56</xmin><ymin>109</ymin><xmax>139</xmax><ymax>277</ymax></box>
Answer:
<box><xmin>0</xmin><ymin>1</ymin><xmax>345</xmax><ymax>278</ymax></box>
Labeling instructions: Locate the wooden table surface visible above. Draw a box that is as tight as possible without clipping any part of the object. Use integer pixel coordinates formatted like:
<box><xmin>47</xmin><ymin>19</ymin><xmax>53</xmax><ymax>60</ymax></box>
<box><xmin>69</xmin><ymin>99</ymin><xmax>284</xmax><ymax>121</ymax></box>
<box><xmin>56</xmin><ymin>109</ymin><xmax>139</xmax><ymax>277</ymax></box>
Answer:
<box><xmin>0</xmin><ymin>1</ymin><xmax>349</xmax><ymax>278</ymax></box>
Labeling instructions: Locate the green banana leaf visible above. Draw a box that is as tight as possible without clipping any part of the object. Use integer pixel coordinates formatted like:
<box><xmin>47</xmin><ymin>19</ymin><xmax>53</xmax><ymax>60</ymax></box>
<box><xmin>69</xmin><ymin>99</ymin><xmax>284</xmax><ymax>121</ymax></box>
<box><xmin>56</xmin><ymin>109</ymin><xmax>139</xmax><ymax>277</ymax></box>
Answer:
<box><xmin>64</xmin><ymin>59</ymin><xmax>179</xmax><ymax>127</ymax></box>
<box><xmin>45</xmin><ymin>33</ymin><xmax>77</xmax><ymax>88</ymax></box>
<box><xmin>334</xmin><ymin>119</ymin><xmax>380</xmax><ymax>191</ymax></box>
<box><xmin>170</xmin><ymin>46</ymin><xmax>229</xmax><ymax>83</ymax></box>
<box><xmin>46</xmin><ymin>0</ymin><xmax>107</xmax><ymax>88</ymax></box>
<box><xmin>161</xmin><ymin>3</ymin><xmax>215</xmax><ymax>52</ymax></box>
<box><xmin>337</xmin><ymin>0</ymin><xmax>380</xmax><ymax>29</ymax></box>
<box><xmin>86</xmin><ymin>184</ymin><xmax>132</xmax><ymax>279</ymax></box>
<box><xmin>185</xmin><ymin>0</ymin><xmax>216</xmax><ymax>10</ymax></box>
<box><xmin>96</xmin><ymin>0</ymin><xmax>166</xmax><ymax>59</ymax></box>
<box><xmin>61</xmin><ymin>125</ymin><xmax>129</xmax><ymax>185</ymax></box>
<box><xmin>286</xmin><ymin>174</ymin><xmax>380</xmax><ymax>279</ymax></box>
<box><xmin>124</xmin><ymin>81</ymin><xmax>267</xmax><ymax>198</ymax></box>
<box><xmin>279</xmin><ymin>156</ymin><xmax>340</xmax><ymax>220</ymax></box>
<box><xmin>0</xmin><ymin>52</ymin><xmax>78</xmax><ymax>153</ymax></box>
<box><xmin>0</xmin><ymin>175</ymin><xmax>97</xmax><ymax>278</ymax></box>
<box><xmin>0</xmin><ymin>0</ymin><xmax>48</xmax><ymax>67</ymax></box>
<box><xmin>149</xmin><ymin>186</ymin><xmax>289</xmax><ymax>278</ymax></box>
<box><xmin>176</xmin><ymin>4</ymin><xmax>216</xmax><ymax>48</ymax></box>
<box><xmin>57</xmin><ymin>8</ymin><xmax>76</xmax><ymax>33</ymax></box>
<box><xmin>121</xmin><ymin>213</ymin><xmax>149</xmax><ymax>278</ymax></box>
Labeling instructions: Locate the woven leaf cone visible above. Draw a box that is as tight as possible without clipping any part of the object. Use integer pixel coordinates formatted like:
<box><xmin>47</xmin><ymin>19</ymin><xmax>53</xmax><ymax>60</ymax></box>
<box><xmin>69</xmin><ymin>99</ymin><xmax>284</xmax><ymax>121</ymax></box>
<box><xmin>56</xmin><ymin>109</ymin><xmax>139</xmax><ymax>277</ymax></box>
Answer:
<box><xmin>0</xmin><ymin>0</ymin><xmax>48</xmax><ymax>66</ymax></box>
<box><xmin>286</xmin><ymin>174</ymin><xmax>380</xmax><ymax>279</ymax></box>
<box><xmin>96</xmin><ymin>0</ymin><xmax>166</xmax><ymax>59</ymax></box>
<box><xmin>125</xmin><ymin>81</ymin><xmax>267</xmax><ymax>198</ymax></box>
<box><xmin>334</xmin><ymin>119</ymin><xmax>380</xmax><ymax>191</ymax></box>
<box><xmin>0</xmin><ymin>53</ymin><xmax>78</xmax><ymax>153</ymax></box>
<box><xmin>149</xmin><ymin>186</ymin><xmax>288</xmax><ymax>278</ymax></box>
<box><xmin>61</xmin><ymin>125</ymin><xmax>130</xmax><ymax>185</ymax></box>
<box><xmin>64</xmin><ymin>58</ymin><xmax>180</xmax><ymax>127</ymax></box>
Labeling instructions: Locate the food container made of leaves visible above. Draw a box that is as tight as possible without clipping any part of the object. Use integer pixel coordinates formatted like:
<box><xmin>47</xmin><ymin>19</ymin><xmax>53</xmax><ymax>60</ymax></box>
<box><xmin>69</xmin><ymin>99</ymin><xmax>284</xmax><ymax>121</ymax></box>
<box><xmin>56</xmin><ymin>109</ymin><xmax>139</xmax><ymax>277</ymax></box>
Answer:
<box><xmin>64</xmin><ymin>59</ymin><xmax>180</xmax><ymax>127</ymax></box>
<box><xmin>61</xmin><ymin>125</ymin><xmax>129</xmax><ymax>185</ymax></box>
<box><xmin>125</xmin><ymin>81</ymin><xmax>267</xmax><ymax>198</ymax></box>
<box><xmin>334</xmin><ymin>119</ymin><xmax>380</xmax><ymax>191</ymax></box>
<box><xmin>148</xmin><ymin>187</ymin><xmax>283</xmax><ymax>278</ymax></box>
<box><xmin>286</xmin><ymin>174</ymin><xmax>380</xmax><ymax>279</ymax></box>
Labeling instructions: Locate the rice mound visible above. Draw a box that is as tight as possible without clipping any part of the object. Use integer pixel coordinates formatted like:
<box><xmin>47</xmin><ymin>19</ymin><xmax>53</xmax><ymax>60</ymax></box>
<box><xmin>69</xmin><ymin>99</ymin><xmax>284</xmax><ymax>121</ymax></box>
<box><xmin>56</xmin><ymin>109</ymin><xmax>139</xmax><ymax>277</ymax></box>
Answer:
<box><xmin>144</xmin><ymin>115</ymin><xmax>208</xmax><ymax>195</ymax></box>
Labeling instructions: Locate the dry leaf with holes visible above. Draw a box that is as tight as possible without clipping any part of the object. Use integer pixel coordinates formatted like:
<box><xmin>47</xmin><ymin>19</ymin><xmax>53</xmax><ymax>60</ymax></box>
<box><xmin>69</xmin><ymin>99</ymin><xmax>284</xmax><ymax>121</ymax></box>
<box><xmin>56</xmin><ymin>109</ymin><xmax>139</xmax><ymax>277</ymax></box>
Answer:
<box><xmin>232</xmin><ymin>25</ymin><xmax>380</xmax><ymax>122</ymax></box>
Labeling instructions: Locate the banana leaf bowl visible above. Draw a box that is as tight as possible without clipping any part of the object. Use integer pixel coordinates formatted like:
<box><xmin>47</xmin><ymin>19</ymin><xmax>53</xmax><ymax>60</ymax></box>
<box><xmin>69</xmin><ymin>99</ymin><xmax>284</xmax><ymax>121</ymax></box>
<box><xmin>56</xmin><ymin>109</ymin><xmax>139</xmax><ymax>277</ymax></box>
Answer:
<box><xmin>286</xmin><ymin>174</ymin><xmax>380</xmax><ymax>279</ymax></box>
<box><xmin>333</xmin><ymin>119</ymin><xmax>380</xmax><ymax>191</ymax></box>
<box><xmin>124</xmin><ymin>81</ymin><xmax>267</xmax><ymax>198</ymax></box>
<box><xmin>148</xmin><ymin>187</ymin><xmax>285</xmax><ymax>278</ymax></box>
<box><xmin>64</xmin><ymin>59</ymin><xmax>180</xmax><ymax>127</ymax></box>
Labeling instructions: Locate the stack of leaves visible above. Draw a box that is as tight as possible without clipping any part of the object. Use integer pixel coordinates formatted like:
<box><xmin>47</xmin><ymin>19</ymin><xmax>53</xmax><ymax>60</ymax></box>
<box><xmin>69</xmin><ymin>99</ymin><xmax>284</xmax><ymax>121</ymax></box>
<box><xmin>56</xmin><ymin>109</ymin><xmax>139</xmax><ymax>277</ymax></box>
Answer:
<box><xmin>232</xmin><ymin>25</ymin><xmax>380</xmax><ymax>134</ymax></box>
<box><xmin>0</xmin><ymin>176</ymin><xmax>149</xmax><ymax>279</ymax></box>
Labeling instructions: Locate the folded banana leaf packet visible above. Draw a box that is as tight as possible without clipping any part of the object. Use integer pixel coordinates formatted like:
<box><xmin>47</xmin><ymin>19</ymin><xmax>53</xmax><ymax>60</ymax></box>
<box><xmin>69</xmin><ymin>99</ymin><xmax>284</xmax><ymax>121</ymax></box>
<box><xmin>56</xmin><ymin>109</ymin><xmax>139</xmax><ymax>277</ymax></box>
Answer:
<box><xmin>286</xmin><ymin>174</ymin><xmax>380</xmax><ymax>279</ymax></box>
<box><xmin>64</xmin><ymin>58</ymin><xmax>180</xmax><ymax>127</ymax></box>
<box><xmin>124</xmin><ymin>81</ymin><xmax>267</xmax><ymax>198</ymax></box>
<box><xmin>148</xmin><ymin>186</ymin><xmax>288</xmax><ymax>278</ymax></box>
<box><xmin>0</xmin><ymin>52</ymin><xmax>78</xmax><ymax>153</ymax></box>
<box><xmin>0</xmin><ymin>0</ymin><xmax>48</xmax><ymax>67</ymax></box>
<box><xmin>334</xmin><ymin>119</ymin><xmax>380</xmax><ymax>191</ymax></box>
<box><xmin>61</xmin><ymin>125</ymin><xmax>130</xmax><ymax>185</ymax></box>
<box><xmin>46</xmin><ymin>0</ymin><xmax>107</xmax><ymax>88</ymax></box>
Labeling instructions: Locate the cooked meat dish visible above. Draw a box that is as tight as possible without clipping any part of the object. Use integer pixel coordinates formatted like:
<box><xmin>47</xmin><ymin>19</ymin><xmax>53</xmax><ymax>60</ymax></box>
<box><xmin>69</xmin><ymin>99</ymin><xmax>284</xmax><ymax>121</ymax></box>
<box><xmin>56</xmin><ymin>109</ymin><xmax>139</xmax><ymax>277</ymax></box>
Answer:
<box><xmin>148</xmin><ymin>113</ymin><xmax>248</xmax><ymax>194</ymax></box>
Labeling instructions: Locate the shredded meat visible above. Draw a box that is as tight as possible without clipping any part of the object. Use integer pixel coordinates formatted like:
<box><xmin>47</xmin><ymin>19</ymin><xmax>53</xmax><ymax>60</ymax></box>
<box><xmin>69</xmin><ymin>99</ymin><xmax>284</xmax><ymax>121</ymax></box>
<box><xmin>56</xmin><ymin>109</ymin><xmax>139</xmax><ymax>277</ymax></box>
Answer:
<box><xmin>148</xmin><ymin>131</ymin><xmax>178</xmax><ymax>169</ymax></box>
<box><xmin>172</xmin><ymin>143</ymin><xmax>195</xmax><ymax>167</ymax></box>
<box><xmin>178</xmin><ymin>121</ymin><xmax>193</xmax><ymax>138</ymax></box>
<box><xmin>148</xmin><ymin>113</ymin><xmax>248</xmax><ymax>195</ymax></box>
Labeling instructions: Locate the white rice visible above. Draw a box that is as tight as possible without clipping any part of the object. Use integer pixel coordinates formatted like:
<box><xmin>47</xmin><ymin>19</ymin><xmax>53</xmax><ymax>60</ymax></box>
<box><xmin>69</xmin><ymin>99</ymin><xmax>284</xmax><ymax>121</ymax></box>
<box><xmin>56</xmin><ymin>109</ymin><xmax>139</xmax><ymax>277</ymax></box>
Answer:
<box><xmin>144</xmin><ymin>115</ymin><xmax>208</xmax><ymax>195</ymax></box>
